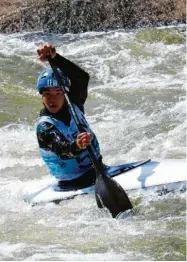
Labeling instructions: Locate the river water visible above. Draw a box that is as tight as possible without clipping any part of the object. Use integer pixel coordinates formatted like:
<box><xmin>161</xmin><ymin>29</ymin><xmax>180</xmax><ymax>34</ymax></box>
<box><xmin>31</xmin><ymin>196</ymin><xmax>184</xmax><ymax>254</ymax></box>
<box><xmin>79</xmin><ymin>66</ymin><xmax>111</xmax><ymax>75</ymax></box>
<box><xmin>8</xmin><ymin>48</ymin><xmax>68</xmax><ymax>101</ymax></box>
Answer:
<box><xmin>0</xmin><ymin>25</ymin><xmax>186</xmax><ymax>260</ymax></box>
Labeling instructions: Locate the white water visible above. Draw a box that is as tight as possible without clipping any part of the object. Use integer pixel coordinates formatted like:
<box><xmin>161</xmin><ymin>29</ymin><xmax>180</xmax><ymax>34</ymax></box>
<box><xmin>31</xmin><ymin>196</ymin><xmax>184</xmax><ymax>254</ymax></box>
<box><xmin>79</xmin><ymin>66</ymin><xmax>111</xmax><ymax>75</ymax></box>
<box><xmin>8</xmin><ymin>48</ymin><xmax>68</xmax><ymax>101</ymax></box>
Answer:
<box><xmin>0</xmin><ymin>26</ymin><xmax>186</xmax><ymax>260</ymax></box>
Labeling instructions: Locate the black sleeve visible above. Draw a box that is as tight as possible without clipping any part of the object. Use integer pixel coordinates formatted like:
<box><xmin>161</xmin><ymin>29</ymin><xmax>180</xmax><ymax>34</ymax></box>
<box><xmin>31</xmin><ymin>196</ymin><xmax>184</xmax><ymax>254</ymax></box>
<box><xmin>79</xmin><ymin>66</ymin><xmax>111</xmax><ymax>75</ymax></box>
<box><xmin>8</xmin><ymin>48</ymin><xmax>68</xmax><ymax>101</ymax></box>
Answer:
<box><xmin>37</xmin><ymin>122</ymin><xmax>82</xmax><ymax>158</ymax></box>
<box><xmin>52</xmin><ymin>53</ymin><xmax>90</xmax><ymax>111</ymax></box>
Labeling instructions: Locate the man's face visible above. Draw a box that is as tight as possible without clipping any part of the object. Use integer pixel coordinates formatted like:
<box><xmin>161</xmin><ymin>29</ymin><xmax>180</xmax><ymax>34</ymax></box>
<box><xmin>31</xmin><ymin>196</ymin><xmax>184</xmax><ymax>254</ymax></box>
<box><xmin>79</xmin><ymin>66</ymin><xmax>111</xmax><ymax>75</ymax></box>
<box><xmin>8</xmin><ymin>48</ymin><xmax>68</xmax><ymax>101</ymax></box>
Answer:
<box><xmin>42</xmin><ymin>88</ymin><xmax>65</xmax><ymax>113</ymax></box>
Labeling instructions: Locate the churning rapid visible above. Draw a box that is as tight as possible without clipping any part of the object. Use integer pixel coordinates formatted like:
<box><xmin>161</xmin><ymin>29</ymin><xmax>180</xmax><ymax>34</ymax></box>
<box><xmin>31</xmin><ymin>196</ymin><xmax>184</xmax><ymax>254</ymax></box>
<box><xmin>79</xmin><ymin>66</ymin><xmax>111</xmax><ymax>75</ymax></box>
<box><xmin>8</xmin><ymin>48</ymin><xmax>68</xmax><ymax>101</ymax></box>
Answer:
<box><xmin>0</xmin><ymin>25</ymin><xmax>186</xmax><ymax>260</ymax></box>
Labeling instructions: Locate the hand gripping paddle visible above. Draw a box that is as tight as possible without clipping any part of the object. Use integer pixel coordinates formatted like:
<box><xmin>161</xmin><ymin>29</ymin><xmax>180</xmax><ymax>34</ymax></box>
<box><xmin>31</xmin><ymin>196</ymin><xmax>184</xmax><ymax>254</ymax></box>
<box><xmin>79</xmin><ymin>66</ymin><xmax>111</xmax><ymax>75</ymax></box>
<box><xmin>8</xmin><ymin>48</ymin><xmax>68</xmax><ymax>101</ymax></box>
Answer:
<box><xmin>47</xmin><ymin>57</ymin><xmax>133</xmax><ymax>217</ymax></box>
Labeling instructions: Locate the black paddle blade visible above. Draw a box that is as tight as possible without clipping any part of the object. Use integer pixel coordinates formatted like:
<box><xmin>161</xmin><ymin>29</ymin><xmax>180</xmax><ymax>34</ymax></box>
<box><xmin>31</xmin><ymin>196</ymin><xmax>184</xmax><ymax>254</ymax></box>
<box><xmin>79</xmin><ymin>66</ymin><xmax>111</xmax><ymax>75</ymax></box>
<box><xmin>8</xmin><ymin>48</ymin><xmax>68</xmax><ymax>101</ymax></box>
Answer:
<box><xmin>95</xmin><ymin>174</ymin><xmax>133</xmax><ymax>218</ymax></box>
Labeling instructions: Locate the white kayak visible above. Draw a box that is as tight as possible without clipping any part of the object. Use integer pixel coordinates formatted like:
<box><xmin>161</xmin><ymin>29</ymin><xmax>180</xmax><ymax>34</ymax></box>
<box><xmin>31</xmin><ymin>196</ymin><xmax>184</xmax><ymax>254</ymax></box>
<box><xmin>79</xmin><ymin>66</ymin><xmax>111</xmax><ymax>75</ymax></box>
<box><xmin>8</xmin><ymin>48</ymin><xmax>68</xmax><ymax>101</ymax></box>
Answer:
<box><xmin>23</xmin><ymin>159</ymin><xmax>186</xmax><ymax>205</ymax></box>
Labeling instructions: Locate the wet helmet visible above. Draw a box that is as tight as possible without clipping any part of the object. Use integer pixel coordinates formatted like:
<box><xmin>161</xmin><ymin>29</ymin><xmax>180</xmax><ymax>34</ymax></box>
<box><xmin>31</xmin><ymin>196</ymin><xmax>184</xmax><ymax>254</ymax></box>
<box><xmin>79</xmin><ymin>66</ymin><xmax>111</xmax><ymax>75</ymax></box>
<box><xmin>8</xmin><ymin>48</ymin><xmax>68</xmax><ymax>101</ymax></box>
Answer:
<box><xmin>37</xmin><ymin>67</ymin><xmax>70</xmax><ymax>94</ymax></box>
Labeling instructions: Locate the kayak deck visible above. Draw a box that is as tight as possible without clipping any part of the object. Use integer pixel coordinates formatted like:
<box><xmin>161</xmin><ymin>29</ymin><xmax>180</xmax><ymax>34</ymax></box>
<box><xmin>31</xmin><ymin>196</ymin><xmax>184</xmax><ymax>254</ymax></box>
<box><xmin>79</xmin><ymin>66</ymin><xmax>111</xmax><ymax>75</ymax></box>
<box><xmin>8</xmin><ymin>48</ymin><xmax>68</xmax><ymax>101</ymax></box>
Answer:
<box><xmin>23</xmin><ymin>159</ymin><xmax>186</xmax><ymax>205</ymax></box>
<box><xmin>54</xmin><ymin>159</ymin><xmax>151</xmax><ymax>192</ymax></box>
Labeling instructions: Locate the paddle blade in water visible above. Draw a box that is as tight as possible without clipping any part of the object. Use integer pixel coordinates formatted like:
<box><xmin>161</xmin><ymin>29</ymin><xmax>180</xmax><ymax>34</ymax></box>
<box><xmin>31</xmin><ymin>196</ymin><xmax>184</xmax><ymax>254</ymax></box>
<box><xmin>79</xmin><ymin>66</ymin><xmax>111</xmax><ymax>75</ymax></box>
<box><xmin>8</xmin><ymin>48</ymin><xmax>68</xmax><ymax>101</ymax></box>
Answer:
<box><xmin>95</xmin><ymin>174</ymin><xmax>133</xmax><ymax>218</ymax></box>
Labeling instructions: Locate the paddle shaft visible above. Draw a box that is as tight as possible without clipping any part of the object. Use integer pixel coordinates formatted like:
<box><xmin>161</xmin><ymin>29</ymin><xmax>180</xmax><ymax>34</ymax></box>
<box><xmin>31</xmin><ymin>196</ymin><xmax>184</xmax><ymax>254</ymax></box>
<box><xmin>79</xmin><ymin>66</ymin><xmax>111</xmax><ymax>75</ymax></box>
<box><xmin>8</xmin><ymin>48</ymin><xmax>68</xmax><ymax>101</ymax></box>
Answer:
<box><xmin>48</xmin><ymin>58</ymin><xmax>103</xmax><ymax>177</ymax></box>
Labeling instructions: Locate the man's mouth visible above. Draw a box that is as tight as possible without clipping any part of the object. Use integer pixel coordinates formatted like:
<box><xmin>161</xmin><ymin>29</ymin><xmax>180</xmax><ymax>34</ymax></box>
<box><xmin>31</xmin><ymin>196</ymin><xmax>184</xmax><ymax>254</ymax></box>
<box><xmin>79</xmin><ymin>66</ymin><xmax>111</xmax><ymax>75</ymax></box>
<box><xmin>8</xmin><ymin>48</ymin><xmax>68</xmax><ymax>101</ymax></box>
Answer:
<box><xmin>49</xmin><ymin>104</ymin><xmax>57</xmax><ymax>108</ymax></box>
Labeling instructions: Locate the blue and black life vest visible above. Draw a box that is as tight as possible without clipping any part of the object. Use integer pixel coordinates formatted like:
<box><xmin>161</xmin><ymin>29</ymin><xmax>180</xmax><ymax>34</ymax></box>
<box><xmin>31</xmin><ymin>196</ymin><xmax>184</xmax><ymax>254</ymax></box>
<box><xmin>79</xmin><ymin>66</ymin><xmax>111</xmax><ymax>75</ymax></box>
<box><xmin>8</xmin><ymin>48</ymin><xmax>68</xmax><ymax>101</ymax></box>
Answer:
<box><xmin>36</xmin><ymin>104</ymin><xmax>100</xmax><ymax>181</ymax></box>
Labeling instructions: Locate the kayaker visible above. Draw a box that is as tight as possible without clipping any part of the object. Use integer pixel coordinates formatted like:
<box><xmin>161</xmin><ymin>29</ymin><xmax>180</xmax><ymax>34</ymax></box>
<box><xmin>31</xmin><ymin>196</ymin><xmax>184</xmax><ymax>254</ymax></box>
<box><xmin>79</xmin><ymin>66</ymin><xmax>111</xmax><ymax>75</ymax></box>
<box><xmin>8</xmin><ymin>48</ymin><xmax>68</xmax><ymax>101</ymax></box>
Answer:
<box><xmin>36</xmin><ymin>44</ymin><xmax>104</xmax><ymax>190</ymax></box>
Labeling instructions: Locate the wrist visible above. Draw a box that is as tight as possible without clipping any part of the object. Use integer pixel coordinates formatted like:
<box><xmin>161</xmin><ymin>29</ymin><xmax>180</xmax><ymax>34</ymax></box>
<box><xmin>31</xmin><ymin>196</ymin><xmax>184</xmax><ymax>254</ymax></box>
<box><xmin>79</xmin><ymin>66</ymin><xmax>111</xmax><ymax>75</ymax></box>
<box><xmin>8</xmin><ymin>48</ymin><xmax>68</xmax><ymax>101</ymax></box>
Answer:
<box><xmin>71</xmin><ymin>141</ymin><xmax>82</xmax><ymax>155</ymax></box>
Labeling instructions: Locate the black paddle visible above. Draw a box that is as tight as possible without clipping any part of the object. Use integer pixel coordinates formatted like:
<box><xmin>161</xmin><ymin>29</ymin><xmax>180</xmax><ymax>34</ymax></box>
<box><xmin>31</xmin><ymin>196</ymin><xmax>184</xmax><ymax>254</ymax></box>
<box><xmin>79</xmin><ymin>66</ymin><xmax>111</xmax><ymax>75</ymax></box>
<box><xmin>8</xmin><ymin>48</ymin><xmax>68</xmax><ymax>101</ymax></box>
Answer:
<box><xmin>47</xmin><ymin>57</ymin><xmax>133</xmax><ymax>217</ymax></box>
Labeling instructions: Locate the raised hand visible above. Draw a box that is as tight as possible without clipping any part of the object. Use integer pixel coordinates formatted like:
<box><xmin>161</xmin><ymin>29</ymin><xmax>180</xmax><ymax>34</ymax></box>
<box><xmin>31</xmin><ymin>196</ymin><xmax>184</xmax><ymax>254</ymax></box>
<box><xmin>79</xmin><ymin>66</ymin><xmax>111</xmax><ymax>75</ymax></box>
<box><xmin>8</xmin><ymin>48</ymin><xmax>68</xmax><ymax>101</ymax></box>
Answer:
<box><xmin>37</xmin><ymin>44</ymin><xmax>56</xmax><ymax>62</ymax></box>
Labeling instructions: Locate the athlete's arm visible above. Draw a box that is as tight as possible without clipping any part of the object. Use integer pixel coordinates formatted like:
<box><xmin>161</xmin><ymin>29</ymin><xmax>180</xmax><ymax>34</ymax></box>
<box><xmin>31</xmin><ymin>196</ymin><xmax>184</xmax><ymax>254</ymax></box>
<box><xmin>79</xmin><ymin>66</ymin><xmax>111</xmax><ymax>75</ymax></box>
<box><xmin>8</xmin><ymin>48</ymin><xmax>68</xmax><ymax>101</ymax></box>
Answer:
<box><xmin>37</xmin><ymin>122</ymin><xmax>82</xmax><ymax>158</ymax></box>
<box><xmin>37</xmin><ymin>122</ymin><xmax>92</xmax><ymax>158</ymax></box>
<box><xmin>37</xmin><ymin>44</ymin><xmax>89</xmax><ymax>112</ymax></box>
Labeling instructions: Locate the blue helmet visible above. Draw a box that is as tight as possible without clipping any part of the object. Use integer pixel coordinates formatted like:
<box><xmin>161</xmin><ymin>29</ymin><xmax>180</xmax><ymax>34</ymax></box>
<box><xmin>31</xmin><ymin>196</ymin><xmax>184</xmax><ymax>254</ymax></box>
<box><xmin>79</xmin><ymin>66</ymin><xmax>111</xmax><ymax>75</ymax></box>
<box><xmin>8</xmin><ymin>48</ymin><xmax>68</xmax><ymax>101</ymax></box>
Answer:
<box><xmin>37</xmin><ymin>67</ymin><xmax>70</xmax><ymax>94</ymax></box>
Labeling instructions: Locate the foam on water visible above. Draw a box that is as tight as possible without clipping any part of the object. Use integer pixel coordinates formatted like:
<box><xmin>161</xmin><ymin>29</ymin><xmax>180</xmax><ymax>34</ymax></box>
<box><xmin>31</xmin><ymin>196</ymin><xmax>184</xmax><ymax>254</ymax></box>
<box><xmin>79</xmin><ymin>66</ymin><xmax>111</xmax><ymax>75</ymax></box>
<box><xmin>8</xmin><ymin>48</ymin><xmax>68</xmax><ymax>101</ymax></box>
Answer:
<box><xmin>0</xmin><ymin>124</ymin><xmax>42</xmax><ymax>170</ymax></box>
